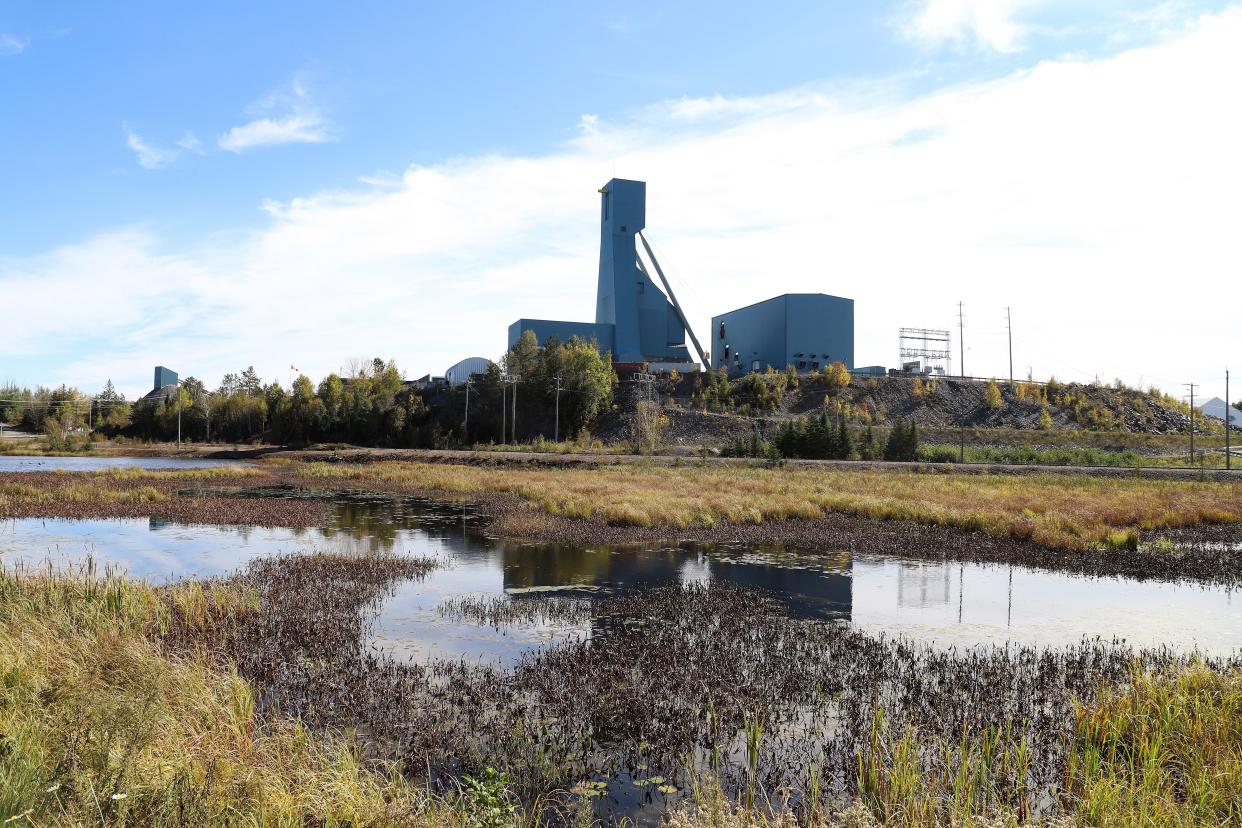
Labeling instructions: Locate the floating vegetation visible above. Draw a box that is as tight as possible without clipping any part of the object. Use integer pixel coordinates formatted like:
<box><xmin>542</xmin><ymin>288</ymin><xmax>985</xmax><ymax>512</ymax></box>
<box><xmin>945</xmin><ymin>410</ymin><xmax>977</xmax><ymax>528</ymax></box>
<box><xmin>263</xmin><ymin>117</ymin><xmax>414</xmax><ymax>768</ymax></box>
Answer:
<box><xmin>437</xmin><ymin>594</ymin><xmax>593</xmax><ymax>628</ymax></box>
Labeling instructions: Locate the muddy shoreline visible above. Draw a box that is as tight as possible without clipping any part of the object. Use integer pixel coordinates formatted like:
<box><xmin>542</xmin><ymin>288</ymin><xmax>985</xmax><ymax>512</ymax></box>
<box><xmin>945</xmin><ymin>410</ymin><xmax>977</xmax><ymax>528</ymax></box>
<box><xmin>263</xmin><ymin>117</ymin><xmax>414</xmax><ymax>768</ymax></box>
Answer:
<box><xmin>472</xmin><ymin>494</ymin><xmax>1242</xmax><ymax>585</ymax></box>
<box><xmin>40</xmin><ymin>441</ymin><xmax>1242</xmax><ymax>481</ymax></box>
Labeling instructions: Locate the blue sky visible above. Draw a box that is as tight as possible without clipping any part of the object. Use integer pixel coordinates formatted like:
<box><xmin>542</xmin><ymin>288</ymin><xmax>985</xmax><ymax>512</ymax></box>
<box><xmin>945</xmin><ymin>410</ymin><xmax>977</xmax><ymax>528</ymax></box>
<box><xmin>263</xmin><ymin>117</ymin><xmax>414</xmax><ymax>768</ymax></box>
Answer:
<box><xmin>1</xmin><ymin>0</ymin><xmax>1238</xmax><ymax>399</ymax></box>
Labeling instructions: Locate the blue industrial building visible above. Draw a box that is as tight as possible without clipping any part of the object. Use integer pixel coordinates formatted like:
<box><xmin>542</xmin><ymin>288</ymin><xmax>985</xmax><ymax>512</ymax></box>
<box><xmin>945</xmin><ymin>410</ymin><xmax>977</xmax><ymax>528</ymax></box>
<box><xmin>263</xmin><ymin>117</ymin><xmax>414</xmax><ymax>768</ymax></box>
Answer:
<box><xmin>711</xmin><ymin>294</ymin><xmax>854</xmax><ymax>375</ymax></box>
<box><xmin>509</xmin><ymin>179</ymin><xmax>704</xmax><ymax>369</ymax></box>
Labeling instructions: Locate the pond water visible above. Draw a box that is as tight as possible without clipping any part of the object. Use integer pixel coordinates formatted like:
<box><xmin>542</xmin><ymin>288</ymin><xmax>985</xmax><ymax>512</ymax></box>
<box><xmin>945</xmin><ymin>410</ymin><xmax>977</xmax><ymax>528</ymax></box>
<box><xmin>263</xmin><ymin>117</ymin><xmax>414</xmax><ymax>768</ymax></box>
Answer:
<box><xmin>0</xmin><ymin>455</ymin><xmax>246</xmax><ymax>472</ymax></box>
<box><xmin>2</xmin><ymin>495</ymin><xmax>1238</xmax><ymax>659</ymax></box>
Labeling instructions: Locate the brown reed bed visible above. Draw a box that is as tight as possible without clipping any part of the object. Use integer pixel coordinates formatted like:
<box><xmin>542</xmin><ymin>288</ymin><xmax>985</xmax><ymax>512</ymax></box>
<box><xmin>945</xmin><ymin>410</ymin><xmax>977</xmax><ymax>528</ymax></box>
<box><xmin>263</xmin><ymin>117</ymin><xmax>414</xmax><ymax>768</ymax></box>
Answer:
<box><xmin>438</xmin><ymin>594</ymin><xmax>593</xmax><ymax>628</ymax></box>
<box><xmin>147</xmin><ymin>551</ymin><xmax>1240</xmax><ymax>825</ymax></box>
<box><xmin>6</xmin><ymin>549</ymin><xmax>1240</xmax><ymax>826</ymax></box>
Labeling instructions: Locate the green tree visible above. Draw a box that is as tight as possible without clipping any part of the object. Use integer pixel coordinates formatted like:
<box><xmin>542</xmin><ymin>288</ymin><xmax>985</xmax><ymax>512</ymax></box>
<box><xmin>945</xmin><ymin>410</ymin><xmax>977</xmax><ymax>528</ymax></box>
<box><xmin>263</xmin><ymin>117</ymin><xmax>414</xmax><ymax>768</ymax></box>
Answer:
<box><xmin>836</xmin><ymin>417</ymin><xmax>853</xmax><ymax>460</ymax></box>
<box><xmin>240</xmin><ymin>366</ymin><xmax>263</xmax><ymax>396</ymax></box>
<box><xmin>317</xmin><ymin>374</ymin><xmax>345</xmax><ymax>431</ymax></box>
<box><xmin>504</xmin><ymin>330</ymin><xmax>540</xmax><ymax>380</ymax></box>
<box><xmin>884</xmin><ymin>419</ymin><xmax>919</xmax><ymax>462</ymax></box>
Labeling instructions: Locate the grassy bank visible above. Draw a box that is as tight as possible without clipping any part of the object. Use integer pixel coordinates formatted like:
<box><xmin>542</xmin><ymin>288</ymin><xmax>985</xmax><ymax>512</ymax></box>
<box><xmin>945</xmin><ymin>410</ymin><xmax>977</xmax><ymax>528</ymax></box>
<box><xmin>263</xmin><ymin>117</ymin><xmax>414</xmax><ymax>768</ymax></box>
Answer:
<box><xmin>0</xmin><ymin>565</ymin><xmax>457</xmax><ymax>826</ymax></box>
<box><xmin>3</xmin><ymin>565</ymin><xmax>1239</xmax><ymax>826</ymax></box>
<box><xmin>293</xmin><ymin>460</ymin><xmax>1241</xmax><ymax>551</ymax></box>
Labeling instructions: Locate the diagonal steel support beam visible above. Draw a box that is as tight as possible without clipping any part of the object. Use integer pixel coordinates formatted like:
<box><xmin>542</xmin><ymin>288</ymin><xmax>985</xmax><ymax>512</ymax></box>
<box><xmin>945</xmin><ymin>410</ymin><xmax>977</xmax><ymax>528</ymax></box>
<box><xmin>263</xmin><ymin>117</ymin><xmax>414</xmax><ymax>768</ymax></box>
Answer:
<box><xmin>637</xmin><ymin>232</ymin><xmax>708</xmax><ymax>368</ymax></box>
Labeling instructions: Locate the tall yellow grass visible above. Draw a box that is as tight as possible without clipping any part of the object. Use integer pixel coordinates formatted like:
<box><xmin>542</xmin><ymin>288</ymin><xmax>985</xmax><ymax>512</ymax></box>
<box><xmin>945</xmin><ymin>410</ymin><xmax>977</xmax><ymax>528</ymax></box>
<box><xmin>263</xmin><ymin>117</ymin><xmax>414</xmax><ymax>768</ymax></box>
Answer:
<box><xmin>295</xmin><ymin>461</ymin><xmax>1241</xmax><ymax>551</ymax></box>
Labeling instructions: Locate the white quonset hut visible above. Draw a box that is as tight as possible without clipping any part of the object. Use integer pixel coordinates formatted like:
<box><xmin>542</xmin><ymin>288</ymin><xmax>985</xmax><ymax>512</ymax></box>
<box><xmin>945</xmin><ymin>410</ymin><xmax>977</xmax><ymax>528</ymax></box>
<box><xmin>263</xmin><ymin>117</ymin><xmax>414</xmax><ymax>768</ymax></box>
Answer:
<box><xmin>1199</xmin><ymin>397</ymin><xmax>1242</xmax><ymax>428</ymax></box>
<box><xmin>445</xmin><ymin>357</ymin><xmax>492</xmax><ymax>387</ymax></box>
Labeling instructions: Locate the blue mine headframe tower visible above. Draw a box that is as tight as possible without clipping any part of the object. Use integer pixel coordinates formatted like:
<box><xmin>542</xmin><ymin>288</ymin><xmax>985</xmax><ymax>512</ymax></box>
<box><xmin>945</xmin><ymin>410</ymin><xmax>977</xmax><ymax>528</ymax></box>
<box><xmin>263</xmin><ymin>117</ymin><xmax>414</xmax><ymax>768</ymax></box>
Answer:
<box><xmin>509</xmin><ymin>179</ymin><xmax>706</xmax><ymax>369</ymax></box>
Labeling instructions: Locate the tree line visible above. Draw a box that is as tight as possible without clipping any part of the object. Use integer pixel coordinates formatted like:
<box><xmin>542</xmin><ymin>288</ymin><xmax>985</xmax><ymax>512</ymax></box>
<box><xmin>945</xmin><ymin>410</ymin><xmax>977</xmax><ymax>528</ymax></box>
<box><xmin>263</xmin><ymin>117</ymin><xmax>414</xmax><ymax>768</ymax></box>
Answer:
<box><xmin>724</xmin><ymin>414</ymin><xmax>920</xmax><ymax>462</ymax></box>
<box><xmin>3</xmin><ymin>335</ymin><xmax>616</xmax><ymax>449</ymax></box>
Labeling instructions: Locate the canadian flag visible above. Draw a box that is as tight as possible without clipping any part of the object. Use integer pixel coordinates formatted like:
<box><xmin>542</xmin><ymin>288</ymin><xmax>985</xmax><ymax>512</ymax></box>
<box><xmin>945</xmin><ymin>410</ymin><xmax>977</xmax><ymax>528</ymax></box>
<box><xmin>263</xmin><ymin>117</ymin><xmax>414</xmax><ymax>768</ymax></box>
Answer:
<box><xmin>290</xmin><ymin>365</ymin><xmax>300</xmax><ymax>373</ymax></box>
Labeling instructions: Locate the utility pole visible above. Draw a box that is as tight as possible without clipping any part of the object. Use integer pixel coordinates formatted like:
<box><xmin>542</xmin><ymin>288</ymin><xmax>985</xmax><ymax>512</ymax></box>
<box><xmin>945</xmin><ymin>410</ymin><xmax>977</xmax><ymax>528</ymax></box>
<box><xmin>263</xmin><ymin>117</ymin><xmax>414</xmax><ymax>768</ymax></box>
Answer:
<box><xmin>463</xmin><ymin>378</ymin><xmax>471</xmax><ymax>439</ymax></box>
<box><xmin>177</xmin><ymin>382</ymin><xmax>182</xmax><ymax>448</ymax></box>
<box><xmin>957</xmin><ymin>301</ymin><xmax>965</xmax><ymax>379</ymax></box>
<box><xmin>501</xmin><ymin>379</ymin><xmax>507</xmax><ymax>445</ymax></box>
<box><xmin>958</xmin><ymin>301</ymin><xmax>966</xmax><ymax>461</ymax></box>
<box><xmin>553</xmin><ymin>373</ymin><xmax>563</xmax><ymax>443</ymax></box>
<box><xmin>1226</xmin><ymin>369</ymin><xmax>1231</xmax><ymax>470</ymax></box>
<box><xmin>508</xmin><ymin>375</ymin><xmax>520</xmax><ymax>444</ymax></box>
<box><xmin>1006</xmin><ymin>307</ymin><xmax>1013</xmax><ymax>385</ymax></box>
<box><xmin>1184</xmin><ymin>382</ymin><xmax>1197</xmax><ymax>465</ymax></box>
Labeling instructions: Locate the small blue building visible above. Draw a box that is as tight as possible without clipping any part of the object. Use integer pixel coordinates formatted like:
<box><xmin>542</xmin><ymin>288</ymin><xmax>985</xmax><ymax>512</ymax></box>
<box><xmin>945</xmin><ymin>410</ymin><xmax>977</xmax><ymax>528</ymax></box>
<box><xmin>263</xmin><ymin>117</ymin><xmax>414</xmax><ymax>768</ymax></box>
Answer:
<box><xmin>711</xmin><ymin>294</ymin><xmax>854</xmax><ymax>375</ymax></box>
<box><xmin>153</xmin><ymin>366</ymin><xmax>178</xmax><ymax>391</ymax></box>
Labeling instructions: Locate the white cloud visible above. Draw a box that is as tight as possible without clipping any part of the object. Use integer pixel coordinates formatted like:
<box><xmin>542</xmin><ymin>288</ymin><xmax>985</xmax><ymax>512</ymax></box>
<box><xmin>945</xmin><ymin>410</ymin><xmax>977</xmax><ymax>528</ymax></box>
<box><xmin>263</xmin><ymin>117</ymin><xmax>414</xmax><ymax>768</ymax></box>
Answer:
<box><xmin>0</xmin><ymin>33</ymin><xmax>28</xmax><ymax>56</ymax></box>
<box><xmin>124</xmin><ymin>127</ymin><xmax>179</xmax><ymax>170</ymax></box>
<box><xmin>176</xmin><ymin>132</ymin><xmax>204</xmax><ymax>153</ymax></box>
<box><xmin>901</xmin><ymin>0</ymin><xmax>1036</xmax><ymax>52</ymax></box>
<box><xmin>218</xmin><ymin>79</ymin><xmax>333</xmax><ymax>152</ymax></box>
<box><xmin>5</xmin><ymin>9</ymin><xmax>1241</xmax><ymax>399</ymax></box>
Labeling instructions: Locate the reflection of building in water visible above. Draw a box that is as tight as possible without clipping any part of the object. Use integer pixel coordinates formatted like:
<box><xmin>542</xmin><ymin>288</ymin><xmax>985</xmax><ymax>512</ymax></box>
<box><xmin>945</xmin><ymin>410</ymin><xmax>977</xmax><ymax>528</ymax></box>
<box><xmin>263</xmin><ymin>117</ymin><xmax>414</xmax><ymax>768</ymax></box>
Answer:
<box><xmin>499</xmin><ymin>543</ymin><xmax>852</xmax><ymax>621</ymax></box>
<box><xmin>712</xmin><ymin>551</ymin><xmax>852</xmax><ymax>621</ymax></box>
<box><xmin>500</xmin><ymin>544</ymin><xmax>688</xmax><ymax>595</ymax></box>
<box><xmin>896</xmin><ymin>560</ymin><xmax>952</xmax><ymax>608</ymax></box>
<box><xmin>678</xmin><ymin>553</ymin><xmax>711</xmax><ymax>587</ymax></box>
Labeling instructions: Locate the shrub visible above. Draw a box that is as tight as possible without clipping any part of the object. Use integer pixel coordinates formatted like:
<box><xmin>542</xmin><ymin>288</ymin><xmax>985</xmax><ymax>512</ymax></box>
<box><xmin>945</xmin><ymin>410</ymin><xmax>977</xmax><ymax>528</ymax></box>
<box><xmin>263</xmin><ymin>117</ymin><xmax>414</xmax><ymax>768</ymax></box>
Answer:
<box><xmin>1039</xmin><ymin>405</ymin><xmax>1053</xmax><ymax>430</ymax></box>
<box><xmin>822</xmin><ymin>362</ymin><xmax>851</xmax><ymax>392</ymax></box>
<box><xmin>984</xmin><ymin>381</ymin><xmax>1003</xmax><ymax>410</ymax></box>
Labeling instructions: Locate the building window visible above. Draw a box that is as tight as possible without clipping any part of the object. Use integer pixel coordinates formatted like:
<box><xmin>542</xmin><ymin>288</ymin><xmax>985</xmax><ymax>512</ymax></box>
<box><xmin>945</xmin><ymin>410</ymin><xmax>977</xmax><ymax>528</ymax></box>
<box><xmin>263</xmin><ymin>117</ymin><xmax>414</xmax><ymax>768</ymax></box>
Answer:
<box><xmin>751</xmin><ymin>360</ymin><xmax>761</xmax><ymax>372</ymax></box>
<box><xmin>719</xmin><ymin>321</ymin><xmax>726</xmax><ymax>339</ymax></box>
<box><xmin>811</xmin><ymin>361</ymin><xmax>820</xmax><ymax>370</ymax></box>
<box><xmin>636</xmin><ymin>280</ymin><xmax>645</xmax><ymax>294</ymax></box>
<box><xmin>797</xmin><ymin>361</ymin><xmax>807</xmax><ymax>370</ymax></box>
<box><xmin>793</xmin><ymin>352</ymin><xmax>803</xmax><ymax>358</ymax></box>
<box><xmin>808</xmin><ymin>354</ymin><xmax>817</xmax><ymax>359</ymax></box>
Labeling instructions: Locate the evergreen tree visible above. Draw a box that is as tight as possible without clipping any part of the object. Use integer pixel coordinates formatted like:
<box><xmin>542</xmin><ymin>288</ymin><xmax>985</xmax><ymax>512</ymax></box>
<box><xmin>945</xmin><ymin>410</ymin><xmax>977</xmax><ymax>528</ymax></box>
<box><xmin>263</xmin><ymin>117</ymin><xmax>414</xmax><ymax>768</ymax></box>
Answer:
<box><xmin>836</xmin><ymin>418</ymin><xmax>853</xmax><ymax>460</ymax></box>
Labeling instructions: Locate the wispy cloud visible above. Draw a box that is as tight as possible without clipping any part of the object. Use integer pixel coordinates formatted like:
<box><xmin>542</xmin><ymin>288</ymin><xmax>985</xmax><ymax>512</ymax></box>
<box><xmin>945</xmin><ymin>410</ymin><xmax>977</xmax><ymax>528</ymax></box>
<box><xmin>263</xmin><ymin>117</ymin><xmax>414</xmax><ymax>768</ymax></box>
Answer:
<box><xmin>0</xmin><ymin>33</ymin><xmax>28</xmax><ymax>56</ymax></box>
<box><xmin>900</xmin><ymin>0</ymin><xmax>1036</xmax><ymax>52</ymax></box>
<box><xmin>124</xmin><ymin>127</ymin><xmax>179</xmax><ymax>170</ymax></box>
<box><xmin>176</xmin><ymin>132</ymin><xmax>204</xmax><ymax>153</ymax></box>
<box><xmin>218</xmin><ymin>79</ymin><xmax>333</xmax><ymax>153</ymax></box>
<box><xmin>5</xmin><ymin>9</ymin><xmax>1240</xmax><ymax>399</ymax></box>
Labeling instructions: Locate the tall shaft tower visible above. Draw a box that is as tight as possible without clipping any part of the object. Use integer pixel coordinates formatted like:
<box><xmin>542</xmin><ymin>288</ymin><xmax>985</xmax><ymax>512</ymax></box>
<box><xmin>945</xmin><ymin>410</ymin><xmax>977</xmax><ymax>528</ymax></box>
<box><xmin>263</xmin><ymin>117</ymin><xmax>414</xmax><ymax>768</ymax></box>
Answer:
<box><xmin>594</xmin><ymin>178</ymin><xmax>692</xmax><ymax>364</ymax></box>
<box><xmin>510</xmin><ymin>178</ymin><xmax>703</xmax><ymax>368</ymax></box>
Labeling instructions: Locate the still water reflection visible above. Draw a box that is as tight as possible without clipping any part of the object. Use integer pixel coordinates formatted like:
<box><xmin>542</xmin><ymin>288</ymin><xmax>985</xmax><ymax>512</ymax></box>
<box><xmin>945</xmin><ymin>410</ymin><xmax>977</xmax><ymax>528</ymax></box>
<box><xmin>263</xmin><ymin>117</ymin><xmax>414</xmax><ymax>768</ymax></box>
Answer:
<box><xmin>0</xmin><ymin>455</ymin><xmax>246</xmax><ymax>472</ymax></box>
<box><xmin>1</xmin><ymin>496</ymin><xmax>1237</xmax><ymax>659</ymax></box>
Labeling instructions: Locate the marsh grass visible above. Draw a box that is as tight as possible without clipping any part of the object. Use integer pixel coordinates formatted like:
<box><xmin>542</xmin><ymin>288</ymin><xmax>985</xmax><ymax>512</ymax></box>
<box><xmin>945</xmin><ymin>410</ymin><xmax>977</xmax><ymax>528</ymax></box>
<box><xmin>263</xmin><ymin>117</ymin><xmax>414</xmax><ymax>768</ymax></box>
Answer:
<box><xmin>294</xmin><ymin>461</ymin><xmax>1241</xmax><ymax>551</ymax></box>
<box><xmin>1071</xmin><ymin>666</ymin><xmax>1242</xmax><ymax>826</ymax></box>
<box><xmin>0</xmin><ymin>466</ymin><xmax>262</xmax><ymax>510</ymax></box>
<box><xmin>671</xmin><ymin>667</ymin><xmax>1242</xmax><ymax>827</ymax></box>
<box><xmin>0</xmin><ymin>565</ymin><xmax>471</xmax><ymax>827</ymax></box>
